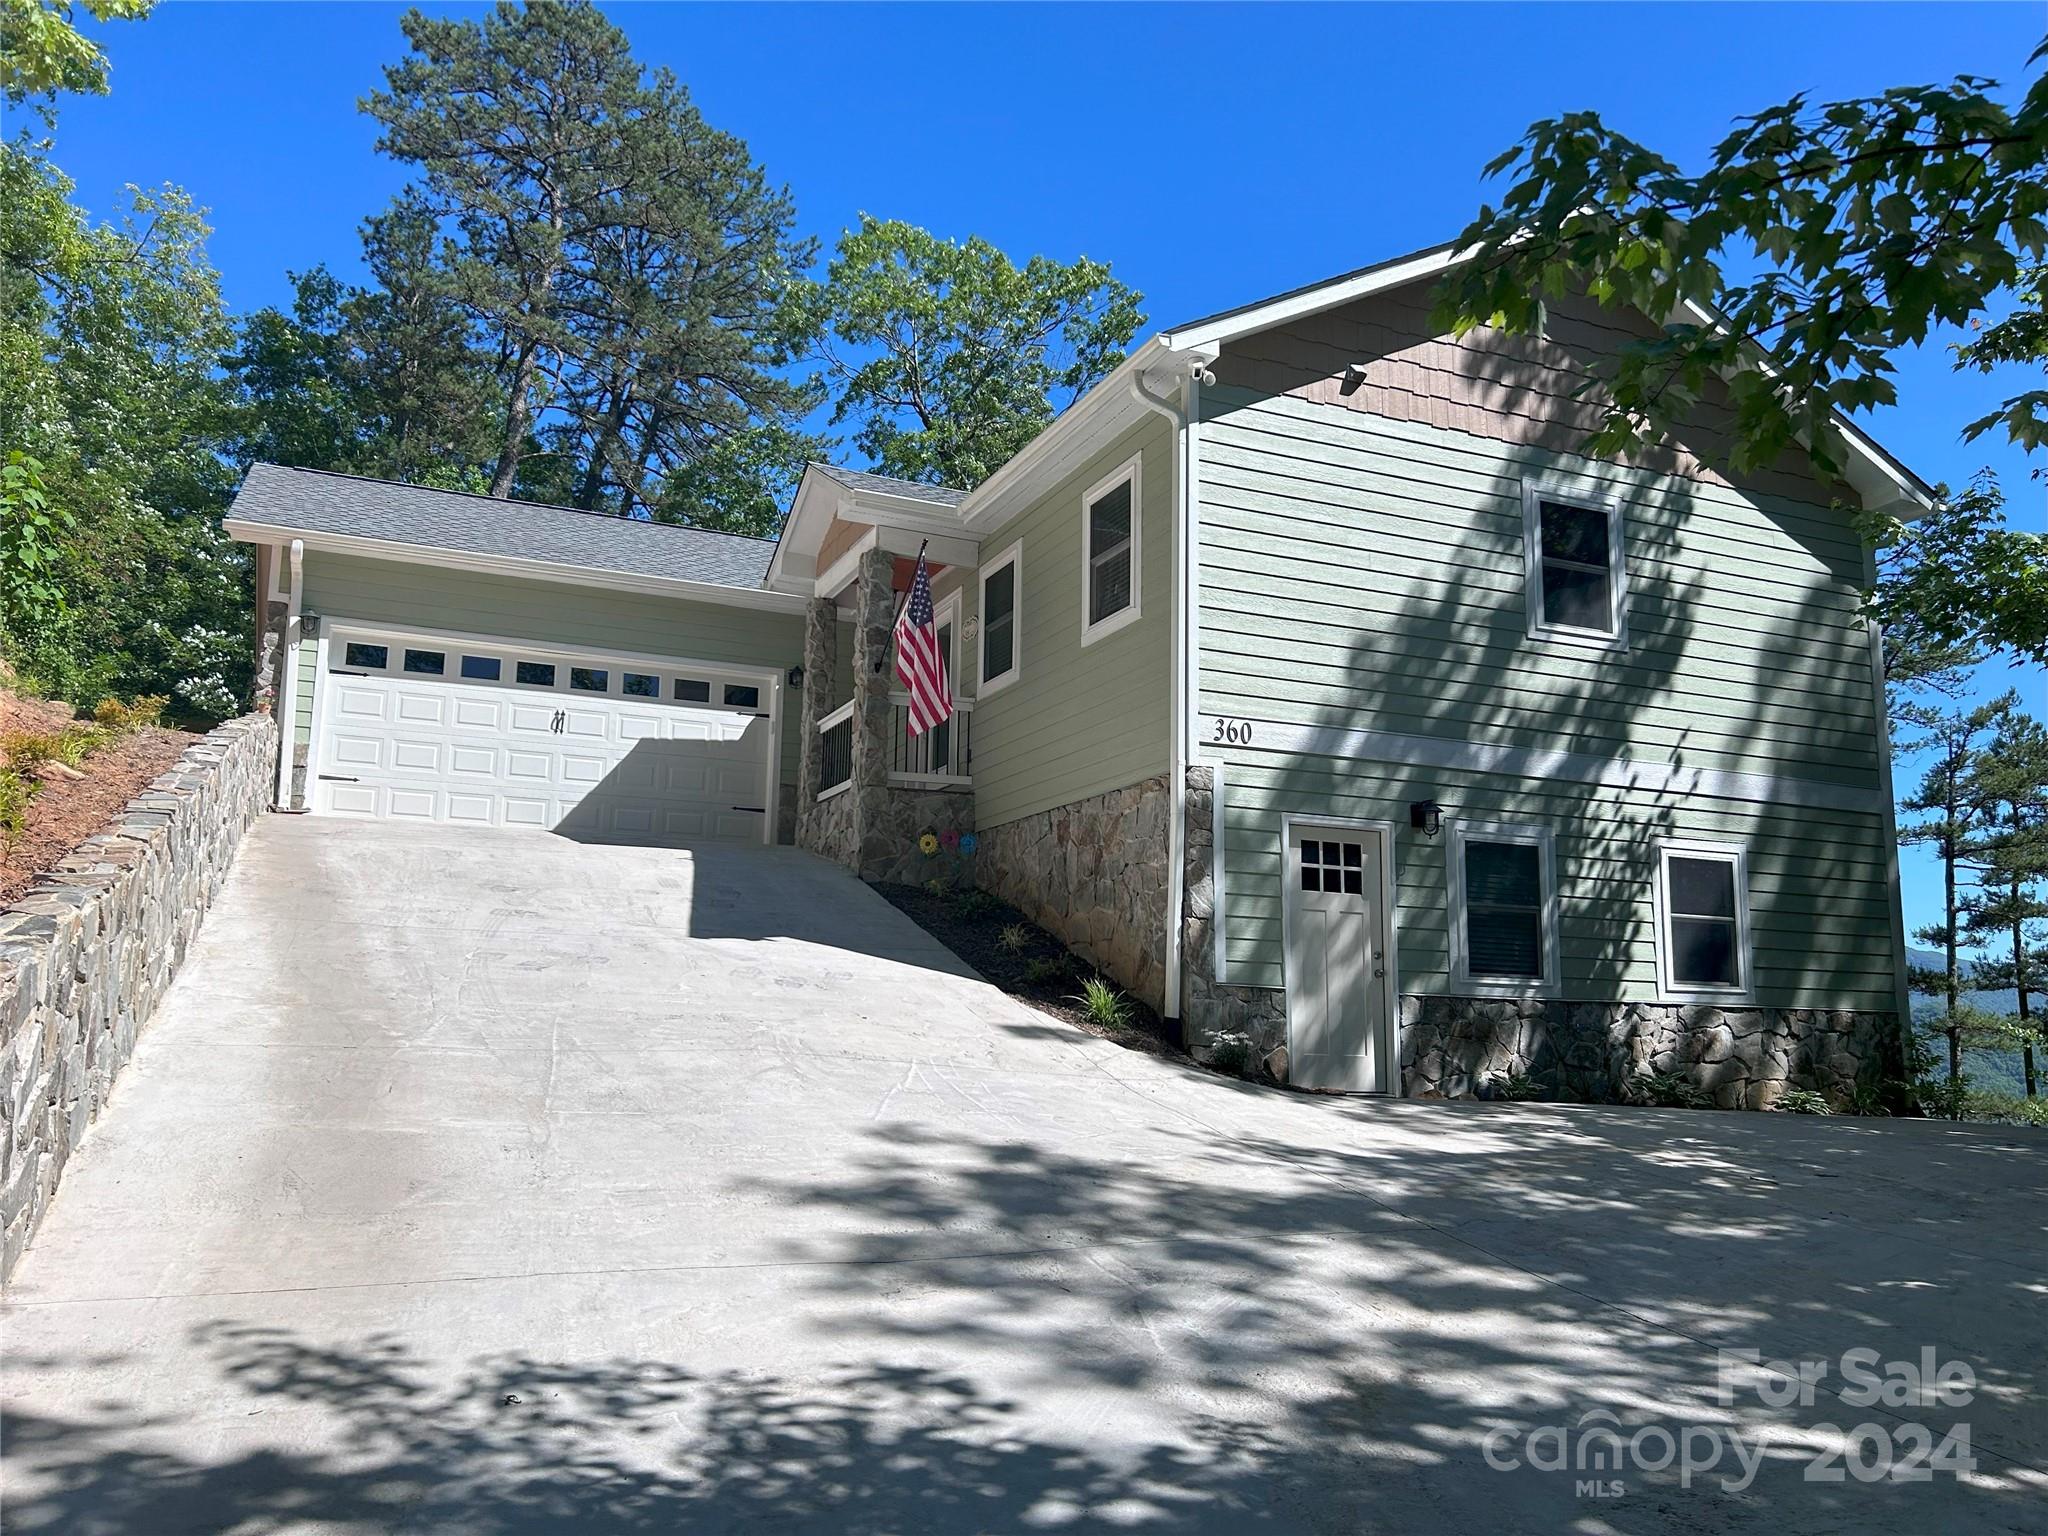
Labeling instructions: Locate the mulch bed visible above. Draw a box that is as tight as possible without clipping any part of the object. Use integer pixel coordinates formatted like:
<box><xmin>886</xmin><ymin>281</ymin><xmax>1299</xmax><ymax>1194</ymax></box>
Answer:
<box><xmin>874</xmin><ymin>881</ymin><xmax>1185</xmax><ymax>1058</ymax></box>
<box><xmin>0</xmin><ymin>695</ymin><xmax>197</xmax><ymax>908</ymax></box>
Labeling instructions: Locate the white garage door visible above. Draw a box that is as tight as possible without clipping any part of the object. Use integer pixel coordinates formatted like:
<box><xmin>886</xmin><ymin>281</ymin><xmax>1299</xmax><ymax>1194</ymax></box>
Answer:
<box><xmin>311</xmin><ymin>627</ymin><xmax>776</xmax><ymax>845</ymax></box>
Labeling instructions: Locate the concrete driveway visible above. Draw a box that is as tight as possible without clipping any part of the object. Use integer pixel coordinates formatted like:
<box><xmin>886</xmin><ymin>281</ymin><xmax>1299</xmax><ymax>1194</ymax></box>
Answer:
<box><xmin>3</xmin><ymin>817</ymin><xmax>2042</xmax><ymax>1534</ymax></box>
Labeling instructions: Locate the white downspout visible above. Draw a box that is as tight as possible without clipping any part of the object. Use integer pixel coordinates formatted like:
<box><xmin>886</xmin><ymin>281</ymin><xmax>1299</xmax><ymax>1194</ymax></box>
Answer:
<box><xmin>275</xmin><ymin>538</ymin><xmax>304</xmax><ymax>810</ymax></box>
<box><xmin>1131</xmin><ymin>359</ymin><xmax>1211</xmax><ymax>1030</ymax></box>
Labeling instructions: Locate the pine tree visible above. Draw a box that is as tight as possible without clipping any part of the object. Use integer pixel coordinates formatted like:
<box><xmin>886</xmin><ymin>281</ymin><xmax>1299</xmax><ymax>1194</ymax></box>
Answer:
<box><xmin>1897</xmin><ymin>693</ymin><xmax>2014</xmax><ymax>1083</ymax></box>
<box><xmin>1963</xmin><ymin>712</ymin><xmax>2048</xmax><ymax>1096</ymax></box>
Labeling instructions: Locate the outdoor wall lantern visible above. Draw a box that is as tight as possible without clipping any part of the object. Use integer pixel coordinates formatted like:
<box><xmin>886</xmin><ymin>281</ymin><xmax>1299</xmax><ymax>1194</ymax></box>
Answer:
<box><xmin>1409</xmin><ymin>800</ymin><xmax>1444</xmax><ymax>838</ymax></box>
<box><xmin>786</xmin><ymin>664</ymin><xmax>804</xmax><ymax>689</ymax></box>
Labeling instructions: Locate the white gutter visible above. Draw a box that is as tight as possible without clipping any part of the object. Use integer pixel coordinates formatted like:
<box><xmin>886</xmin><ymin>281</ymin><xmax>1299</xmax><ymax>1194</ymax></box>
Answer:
<box><xmin>1129</xmin><ymin>352</ymin><xmax>1214</xmax><ymax>1029</ymax></box>
<box><xmin>1129</xmin><ymin>366</ymin><xmax>1186</xmax><ymax>1026</ymax></box>
<box><xmin>274</xmin><ymin>538</ymin><xmax>304</xmax><ymax>809</ymax></box>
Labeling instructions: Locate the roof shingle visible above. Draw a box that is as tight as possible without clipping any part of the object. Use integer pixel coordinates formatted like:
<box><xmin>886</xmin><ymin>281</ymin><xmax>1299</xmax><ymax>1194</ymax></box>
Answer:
<box><xmin>808</xmin><ymin>464</ymin><xmax>969</xmax><ymax>508</ymax></box>
<box><xmin>227</xmin><ymin>464</ymin><xmax>776</xmax><ymax>589</ymax></box>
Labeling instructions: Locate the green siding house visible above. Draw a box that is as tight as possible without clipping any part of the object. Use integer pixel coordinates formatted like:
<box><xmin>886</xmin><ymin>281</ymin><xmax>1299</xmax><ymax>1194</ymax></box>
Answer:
<box><xmin>227</xmin><ymin>239</ymin><xmax>1926</xmax><ymax>1107</ymax></box>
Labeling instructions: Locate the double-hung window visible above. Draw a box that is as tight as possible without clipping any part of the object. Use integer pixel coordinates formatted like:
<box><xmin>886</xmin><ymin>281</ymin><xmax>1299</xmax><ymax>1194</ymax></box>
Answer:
<box><xmin>1448</xmin><ymin>822</ymin><xmax>1560</xmax><ymax>996</ymax></box>
<box><xmin>979</xmin><ymin>540</ymin><xmax>1022</xmax><ymax>696</ymax></box>
<box><xmin>1523</xmin><ymin>480</ymin><xmax>1626</xmax><ymax>644</ymax></box>
<box><xmin>1080</xmin><ymin>456</ymin><xmax>1141</xmax><ymax>644</ymax></box>
<box><xmin>1655</xmin><ymin>840</ymin><xmax>1752</xmax><ymax>1000</ymax></box>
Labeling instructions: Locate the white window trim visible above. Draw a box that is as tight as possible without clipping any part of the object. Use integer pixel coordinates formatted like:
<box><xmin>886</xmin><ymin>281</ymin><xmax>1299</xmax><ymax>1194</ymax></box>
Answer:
<box><xmin>1446</xmin><ymin>820</ymin><xmax>1562</xmax><ymax>998</ymax></box>
<box><xmin>932</xmin><ymin>586</ymin><xmax>964</xmax><ymax>699</ymax></box>
<box><xmin>1653</xmin><ymin>837</ymin><xmax>1755</xmax><ymax>1003</ymax></box>
<box><xmin>1079</xmin><ymin>453</ymin><xmax>1143</xmax><ymax>647</ymax></box>
<box><xmin>1521</xmin><ymin>476</ymin><xmax>1629</xmax><ymax>651</ymax></box>
<box><xmin>977</xmin><ymin>538</ymin><xmax>1023</xmax><ymax>697</ymax></box>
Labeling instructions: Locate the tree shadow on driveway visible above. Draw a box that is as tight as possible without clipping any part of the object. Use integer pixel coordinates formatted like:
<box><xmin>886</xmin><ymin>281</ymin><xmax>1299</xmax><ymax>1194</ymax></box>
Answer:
<box><xmin>7</xmin><ymin>1104</ymin><xmax>2041</xmax><ymax>1534</ymax></box>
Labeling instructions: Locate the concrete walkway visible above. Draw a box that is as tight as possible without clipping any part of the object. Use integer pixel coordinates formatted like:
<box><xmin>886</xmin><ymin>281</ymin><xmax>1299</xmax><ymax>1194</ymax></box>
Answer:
<box><xmin>3</xmin><ymin>817</ymin><xmax>2042</xmax><ymax>1533</ymax></box>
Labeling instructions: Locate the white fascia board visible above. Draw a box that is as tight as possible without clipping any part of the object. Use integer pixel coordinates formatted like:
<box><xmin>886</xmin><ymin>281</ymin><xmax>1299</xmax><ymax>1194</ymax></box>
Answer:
<box><xmin>764</xmin><ymin>466</ymin><xmax>845</xmax><ymax>592</ymax></box>
<box><xmin>222</xmin><ymin>519</ymin><xmax>811</xmax><ymax>616</ymax></box>
<box><xmin>959</xmin><ymin>339</ymin><xmax>1169</xmax><ymax>530</ymax></box>
<box><xmin>832</xmin><ymin>497</ymin><xmax>981</xmax><ymax>539</ymax></box>
<box><xmin>1158</xmin><ymin>244</ymin><xmax>1464</xmax><ymax>352</ymax></box>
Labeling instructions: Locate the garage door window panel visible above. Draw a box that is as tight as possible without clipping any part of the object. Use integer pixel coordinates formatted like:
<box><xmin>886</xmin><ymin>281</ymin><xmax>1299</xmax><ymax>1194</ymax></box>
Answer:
<box><xmin>675</xmin><ymin>678</ymin><xmax>711</xmax><ymax>703</ymax></box>
<box><xmin>403</xmin><ymin>649</ymin><xmax>446</xmax><ymax>675</ymax></box>
<box><xmin>516</xmin><ymin>661</ymin><xmax>558</xmax><ymax>688</ymax></box>
<box><xmin>344</xmin><ymin>642</ymin><xmax>389</xmax><ymax>670</ymax></box>
<box><xmin>460</xmin><ymin>655</ymin><xmax>502</xmax><ymax>681</ymax></box>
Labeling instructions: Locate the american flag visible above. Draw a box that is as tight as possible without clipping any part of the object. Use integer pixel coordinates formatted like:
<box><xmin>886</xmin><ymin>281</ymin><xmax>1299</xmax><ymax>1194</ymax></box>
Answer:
<box><xmin>893</xmin><ymin>548</ymin><xmax>952</xmax><ymax>736</ymax></box>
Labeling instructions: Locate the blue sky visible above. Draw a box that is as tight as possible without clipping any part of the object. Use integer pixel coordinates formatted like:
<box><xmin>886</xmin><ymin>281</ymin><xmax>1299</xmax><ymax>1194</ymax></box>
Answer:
<box><xmin>47</xmin><ymin>1</ymin><xmax>2047</xmax><ymax>950</ymax></box>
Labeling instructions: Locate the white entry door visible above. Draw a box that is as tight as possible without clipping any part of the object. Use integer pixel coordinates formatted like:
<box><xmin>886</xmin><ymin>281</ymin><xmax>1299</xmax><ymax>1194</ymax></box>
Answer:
<box><xmin>1284</xmin><ymin>824</ymin><xmax>1392</xmax><ymax>1092</ymax></box>
<box><xmin>312</xmin><ymin>629</ymin><xmax>775</xmax><ymax>846</ymax></box>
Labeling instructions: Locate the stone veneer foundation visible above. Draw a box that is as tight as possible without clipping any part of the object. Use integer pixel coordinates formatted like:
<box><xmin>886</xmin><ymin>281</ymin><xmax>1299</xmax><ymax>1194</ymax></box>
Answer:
<box><xmin>1180</xmin><ymin>767</ymin><xmax>1900</xmax><ymax>1106</ymax></box>
<box><xmin>976</xmin><ymin>774</ymin><xmax>1171</xmax><ymax>1014</ymax></box>
<box><xmin>0</xmin><ymin>714</ymin><xmax>276</xmax><ymax>1280</ymax></box>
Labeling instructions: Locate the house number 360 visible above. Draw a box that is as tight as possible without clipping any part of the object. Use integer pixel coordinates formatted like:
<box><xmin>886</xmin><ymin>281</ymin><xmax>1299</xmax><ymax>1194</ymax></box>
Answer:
<box><xmin>1211</xmin><ymin>717</ymin><xmax>1254</xmax><ymax>745</ymax></box>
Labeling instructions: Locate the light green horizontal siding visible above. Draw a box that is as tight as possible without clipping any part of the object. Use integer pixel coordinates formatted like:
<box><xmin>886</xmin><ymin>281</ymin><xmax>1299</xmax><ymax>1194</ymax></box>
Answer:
<box><xmin>293</xmin><ymin>634</ymin><xmax>316</xmax><ymax>748</ymax></box>
<box><xmin>300</xmin><ymin>552</ymin><xmax>807</xmax><ymax>784</ymax></box>
<box><xmin>966</xmin><ymin>412</ymin><xmax>1173</xmax><ymax>828</ymax></box>
<box><xmin>1215</xmin><ymin>757</ymin><xmax>1896</xmax><ymax>1011</ymax></box>
<box><xmin>1197</xmin><ymin>388</ymin><xmax>1885</xmax><ymax>786</ymax></box>
<box><xmin>1197</xmin><ymin>382</ymin><xmax>1895</xmax><ymax>1011</ymax></box>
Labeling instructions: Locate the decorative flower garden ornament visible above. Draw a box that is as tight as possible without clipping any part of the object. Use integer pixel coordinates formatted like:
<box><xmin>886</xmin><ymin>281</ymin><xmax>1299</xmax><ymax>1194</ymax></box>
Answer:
<box><xmin>959</xmin><ymin>833</ymin><xmax>977</xmax><ymax>854</ymax></box>
<box><xmin>940</xmin><ymin>828</ymin><xmax>960</xmax><ymax>850</ymax></box>
<box><xmin>918</xmin><ymin>832</ymin><xmax>939</xmax><ymax>856</ymax></box>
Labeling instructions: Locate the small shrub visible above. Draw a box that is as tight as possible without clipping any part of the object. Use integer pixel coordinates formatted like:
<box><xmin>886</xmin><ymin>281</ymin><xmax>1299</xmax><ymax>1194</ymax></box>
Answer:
<box><xmin>1494</xmin><ymin>1071</ymin><xmax>1542</xmax><ymax>1102</ymax></box>
<box><xmin>1208</xmin><ymin>1030</ymin><xmax>1254</xmax><ymax>1076</ymax></box>
<box><xmin>1775</xmin><ymin>1087</ymin><xmax>1833</xmax><ymax>1115</ymax></box>
<box><xmin>1913</xmin><ymin>1074</ymin><xmax>1973</xmax><ymax>1122</ymax></box>
<box><xmin>52</xmin><ymin>724</ymin><xmax>104</xmax><ymax>767</ymax></box>
<box><xmin>0</xmin><ymin>767</ymin><xmax>35</xmax><ymax>841</ymax></box>
<box><xmin>3</xmin><ymin>729</ymin><xmax>66</xmax><ymax>771</ymax></box>
<box><xmin>4</xmin><ymin>722</ymin><xmax>105</xmax><ymax>771</ymax></box>
<box><xmin>996</xmin><ymin>923</ymin><xmax>1032</xmax><ymax>953</ymax></box>
<box><xmin>1021</xmin><ymin>956</ymin><xmax>1066</xmax><ymax>987</ymax></box>
<box><xmin>923</xmin><ymin>878</ymin><xmax>949</xmax><ymax>898</ymax></box>
<box><xmin>1070</xmin><ymin>976</ymin><xmax>1132</xmax><ymax>1032</ymax></box>
<box><xmin>1629</xmin><ymin>1071</ymin><xmax>1712</xmax><ymax>1109</ymax></box>
<box><xmin>92</xmin><ymin>694</ymin><xmax>166</xmax><ymax>732</ymax></box>
<box><xmin>953</xmin><ymin>889</ymin><xmax>996</xmax><ymax>920</ymax></box>
<box><xmin>1967</xmin><ymin>1091</ymin><xmax>2048</xmax><ymax>1128</ymax></box>
<box><xmin>1848</xmin><ymin>1081</ymin><xmax>1895</xmax><ymax>1118</ymax></box>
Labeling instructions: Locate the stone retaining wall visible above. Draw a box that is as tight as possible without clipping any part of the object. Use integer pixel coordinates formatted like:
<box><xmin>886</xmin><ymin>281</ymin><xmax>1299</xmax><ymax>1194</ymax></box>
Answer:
<box><xmin>0</xmin><ymin>714</ymin><xmax>276</xmax><ymax>1281</ymax></box>
<box><xmin>978</xmin><ymin>774</ymin><xmax>1170</xmax><ymax>1012</ymax></box>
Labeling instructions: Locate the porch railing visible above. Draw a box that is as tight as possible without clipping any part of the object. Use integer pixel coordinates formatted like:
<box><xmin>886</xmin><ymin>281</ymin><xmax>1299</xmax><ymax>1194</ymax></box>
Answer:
<box><xmin>889</xmin><ymin>693</ymin><xmax>971</xmax><ymax>787</ymax></box>
<box><xmin>816</xmin><ymin>700</ymin><xmax>853</xmax><ymax>799</ymax></box>
<box><xmin>814</xmin><ymin>694</ymin><xmax>974</xmax><ymax>797</ymax></box>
